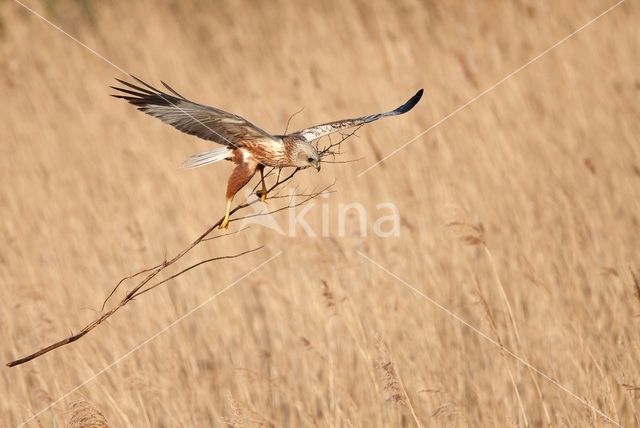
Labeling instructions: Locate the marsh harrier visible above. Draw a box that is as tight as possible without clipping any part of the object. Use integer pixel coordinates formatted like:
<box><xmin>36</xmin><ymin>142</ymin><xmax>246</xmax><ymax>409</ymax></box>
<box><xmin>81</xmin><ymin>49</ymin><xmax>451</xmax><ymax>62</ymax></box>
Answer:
<box><xmin>112</xmin><ymin>77</ymin><xmax>423</xmax><ymax>228</ymax></box>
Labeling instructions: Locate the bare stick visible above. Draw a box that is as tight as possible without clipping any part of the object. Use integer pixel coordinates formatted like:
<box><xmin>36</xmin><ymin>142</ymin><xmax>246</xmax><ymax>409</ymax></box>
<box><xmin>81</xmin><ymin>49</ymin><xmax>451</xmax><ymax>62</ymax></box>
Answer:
<box><xmin>100</xmin><ymin>261</ymin><xmax>166</xmax><ymax>311</ymax></box>
<box><xmin>231</xmin><ymin>184</ymin><xmax>335</xmax><ymax>222</ymax></box>
<box><xmin>318</xmin><ymin>126</ymin><xmax>363</xmax><ymax>160</ymax></box>
<box><xmin>282</xmin><ymin>106</ymin><xmax>305</xmax><ymax>135</ymax></box>
<box><xmin>6</xmin><ymin>247</ymin><xmax>262</xmax><ymax>367</ymax></box>
<box><xmin>320</xmin><ymin>157</ymin><xmax>365</xmax><ymax>164</ymax></box>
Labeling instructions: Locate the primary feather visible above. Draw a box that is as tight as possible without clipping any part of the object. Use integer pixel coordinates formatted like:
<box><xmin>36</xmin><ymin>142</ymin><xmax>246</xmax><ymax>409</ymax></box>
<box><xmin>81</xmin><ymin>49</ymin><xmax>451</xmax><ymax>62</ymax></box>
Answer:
<box><xmin>110</xmin><ymin>76</ymin><xmax>274</xmax><ymax>148</ymax></box>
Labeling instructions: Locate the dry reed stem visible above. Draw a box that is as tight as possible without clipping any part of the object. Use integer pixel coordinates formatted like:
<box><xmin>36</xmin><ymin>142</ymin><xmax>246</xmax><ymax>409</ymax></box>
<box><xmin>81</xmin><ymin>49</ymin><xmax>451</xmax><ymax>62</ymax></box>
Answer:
<box><xmin>375</xmin><ymin>335</ymin><xmax>422</xmax><ymax>428</ymax></box>
<box><xmin>319</xmin><ymin>280</ymin><xmax>337</xmax><ymax>426</ymax></box>
<box><xmin>451</xmin><ymin>219</ymin><xmax>553</xmax><ymax>425</ymax></box>
<box><xmin>474</xmin><ymin>278</ymin><xmax>530</xmax><ymax>427</ymax></box>
<box><xmin>235</xmin><ymin>368</ymin><xmax>320</xmax><ymax>427</ymax></box>
<box><xmin>630</xmin><ymin>268</ymin><xmax>640</xmax><ymax>310</ymax></box>
<box><xmin>481</xmin><ymin>246</ymin><xmax>552</xmax><ymax>426</ymax></box>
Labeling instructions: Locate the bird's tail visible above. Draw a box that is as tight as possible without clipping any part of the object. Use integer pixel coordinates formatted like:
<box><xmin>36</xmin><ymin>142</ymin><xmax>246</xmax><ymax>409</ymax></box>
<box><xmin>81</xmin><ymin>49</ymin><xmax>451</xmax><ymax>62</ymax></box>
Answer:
<box><xmin>182</xmin><ymin>147</ymin><xmax>232</xmax><ymax>169</ymax></box>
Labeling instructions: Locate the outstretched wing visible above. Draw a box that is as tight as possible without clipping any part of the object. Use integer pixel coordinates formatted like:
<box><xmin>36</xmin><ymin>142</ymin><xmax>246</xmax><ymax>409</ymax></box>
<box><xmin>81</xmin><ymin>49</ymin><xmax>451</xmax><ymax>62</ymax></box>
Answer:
<box><xmin>289</xmin><ymin>89</ymin><xmax>423</xmax><ymax>143</ymax></box>
<box><xmin>111</xmin><ymin>76</ymin><xmax>273</xmax><ymax>147</ymax></box>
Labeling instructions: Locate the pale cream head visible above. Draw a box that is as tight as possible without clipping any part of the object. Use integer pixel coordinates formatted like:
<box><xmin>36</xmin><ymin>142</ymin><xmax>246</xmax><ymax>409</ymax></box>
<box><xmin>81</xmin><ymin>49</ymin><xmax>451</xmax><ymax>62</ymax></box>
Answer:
<box><xmin>292</xmin><ymin>141</ymin><xmax>321</xmax><ymax>171</ymax></box>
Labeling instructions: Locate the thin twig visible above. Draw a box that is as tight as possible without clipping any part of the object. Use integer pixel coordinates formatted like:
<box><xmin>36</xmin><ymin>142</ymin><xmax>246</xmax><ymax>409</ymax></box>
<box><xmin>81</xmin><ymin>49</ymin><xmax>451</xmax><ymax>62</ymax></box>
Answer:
<box><xmin>283</xmin><ymin>106</ymin><xmax>305</xmax><ymax>135</ymax></box>
<box><xmin>320</xmin><ymin>157</ymin><xmax>365</xmax><ymax>164</ymax></box>
<box><xmin>99</xmin><ymin>261</ymin><xmax>166</xmax><ymax>311</ymax></box>
<box><xmin>134</xmin><ymin>246</ymin><xmax>263</xmax><ymax>298</ymax></box>
<box><xmin>231</xmin><ymin>183</ymin><xmax>335</xmax><ymax>222</ymax></box>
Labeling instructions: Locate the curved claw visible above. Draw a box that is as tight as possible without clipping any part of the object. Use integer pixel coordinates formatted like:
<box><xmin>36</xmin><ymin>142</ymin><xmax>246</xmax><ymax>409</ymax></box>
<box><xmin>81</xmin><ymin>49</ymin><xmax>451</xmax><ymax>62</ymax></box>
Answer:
<box><xmin>257</xmin><ymin>167</ymin><xmax>268</xmax><ymax>203</ymax></box>
<box><xmin>219</xmin><ymin>200</ymin><xmax>232</xmax><ymax>229</ymax></box>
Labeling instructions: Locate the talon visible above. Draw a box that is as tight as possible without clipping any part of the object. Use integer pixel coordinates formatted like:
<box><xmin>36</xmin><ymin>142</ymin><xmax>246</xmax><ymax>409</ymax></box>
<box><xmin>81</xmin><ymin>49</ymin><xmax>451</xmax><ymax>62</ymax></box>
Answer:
<box><xmin>219</xmin><ymin>200</ymin><xmax>232</xmax><ymax>229</ymax></box>
<box><xmin>257</xmin><ymin>166</ymin><xmax>268</xmax><ymax>203</ymax></box>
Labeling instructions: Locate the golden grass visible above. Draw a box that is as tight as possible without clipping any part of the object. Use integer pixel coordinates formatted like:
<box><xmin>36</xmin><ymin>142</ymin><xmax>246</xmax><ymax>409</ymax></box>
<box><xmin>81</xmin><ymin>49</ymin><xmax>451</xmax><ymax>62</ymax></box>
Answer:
<box><xmin>2</xmin><ymin>0</ymin><xmax>639</xmax><ymax>426</ymax></box>
<box><xmin>66</xmin><ymin>400</ymin><xmax>109</xmax><ymax>428</ymax></box>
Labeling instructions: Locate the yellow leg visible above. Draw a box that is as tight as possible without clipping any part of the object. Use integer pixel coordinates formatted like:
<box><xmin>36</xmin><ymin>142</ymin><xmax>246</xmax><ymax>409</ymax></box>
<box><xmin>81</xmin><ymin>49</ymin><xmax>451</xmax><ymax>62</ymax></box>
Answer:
<box><xmin>219</xmin><ymin>200</ymin><xmax>232</xmax><ymax>229</ymax></box>
<box><xmin>257</xmin><ymin>167</ymin><xmax>268</xmax><ymax>202</ymax></box>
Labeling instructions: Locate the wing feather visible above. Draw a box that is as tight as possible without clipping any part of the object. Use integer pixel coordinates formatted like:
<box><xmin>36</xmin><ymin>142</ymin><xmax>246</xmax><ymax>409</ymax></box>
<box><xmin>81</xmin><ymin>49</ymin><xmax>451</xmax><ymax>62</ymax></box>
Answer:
<box><xmin>290</xmin><ymin>89</ymin><xmax>423</xmax><ymax>143</ymax></box>
<box><xmin>111</xmin><ymin>76</ymin><xmax>274</xmax><ymax>148</ymax></box>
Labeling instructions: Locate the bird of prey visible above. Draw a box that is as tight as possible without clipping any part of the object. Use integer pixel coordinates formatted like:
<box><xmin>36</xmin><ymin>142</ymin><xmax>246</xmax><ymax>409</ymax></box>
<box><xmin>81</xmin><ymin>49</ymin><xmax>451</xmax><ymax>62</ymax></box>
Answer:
<box><xmin>111</xmin><ymin>77</ymin><xmax>423</xmax><ymax>228</ymax></box>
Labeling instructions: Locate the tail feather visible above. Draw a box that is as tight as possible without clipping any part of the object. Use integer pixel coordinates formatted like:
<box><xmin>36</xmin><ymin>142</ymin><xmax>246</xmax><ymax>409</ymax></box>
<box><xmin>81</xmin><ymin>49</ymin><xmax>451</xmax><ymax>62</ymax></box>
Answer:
<box><xmin>182</xmin><ymin>147</ymin><xmax>232</xmax><ymax>169</ymax></box>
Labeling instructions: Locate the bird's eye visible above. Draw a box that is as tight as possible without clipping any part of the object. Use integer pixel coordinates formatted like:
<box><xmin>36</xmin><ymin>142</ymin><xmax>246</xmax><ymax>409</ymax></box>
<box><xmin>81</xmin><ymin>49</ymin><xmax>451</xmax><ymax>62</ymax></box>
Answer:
<box><xmin>308</xmin><ymin>157</ymin><xmax>314</xmax><ymax>162</ymax></box>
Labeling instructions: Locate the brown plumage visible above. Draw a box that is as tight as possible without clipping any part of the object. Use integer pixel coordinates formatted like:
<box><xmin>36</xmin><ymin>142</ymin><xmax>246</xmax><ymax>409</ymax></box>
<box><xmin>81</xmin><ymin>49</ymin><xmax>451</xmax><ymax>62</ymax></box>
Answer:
<box><xmin>111</xmin><ymin>76</ymin><xmax>423</xmax><ymax>228</ymax></box>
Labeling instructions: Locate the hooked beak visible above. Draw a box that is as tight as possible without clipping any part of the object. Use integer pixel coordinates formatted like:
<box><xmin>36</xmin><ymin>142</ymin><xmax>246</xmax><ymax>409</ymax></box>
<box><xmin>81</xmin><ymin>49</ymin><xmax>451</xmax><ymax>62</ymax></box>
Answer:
<box><xmin>315</xmin><ymin>160</ymin><xmax>321</xmax><ymax>172</ymax></box>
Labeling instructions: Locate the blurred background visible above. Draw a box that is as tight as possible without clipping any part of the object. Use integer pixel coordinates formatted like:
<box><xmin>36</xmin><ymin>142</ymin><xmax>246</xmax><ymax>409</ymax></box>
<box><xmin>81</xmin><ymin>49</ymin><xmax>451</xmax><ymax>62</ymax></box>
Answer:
<box><xmin>1</xmin><ymin>0</ymin><xmax>639</xmax><ymax>426</ymax></box>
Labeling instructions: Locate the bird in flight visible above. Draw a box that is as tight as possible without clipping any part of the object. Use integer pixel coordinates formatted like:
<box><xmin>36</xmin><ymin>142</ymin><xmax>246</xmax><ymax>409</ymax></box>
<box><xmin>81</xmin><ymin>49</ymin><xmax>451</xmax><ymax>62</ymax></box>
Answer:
<box><xmin>111</xmin><ymin>77</ymin><xmax>423</xmax><ymax>228</ymax></box>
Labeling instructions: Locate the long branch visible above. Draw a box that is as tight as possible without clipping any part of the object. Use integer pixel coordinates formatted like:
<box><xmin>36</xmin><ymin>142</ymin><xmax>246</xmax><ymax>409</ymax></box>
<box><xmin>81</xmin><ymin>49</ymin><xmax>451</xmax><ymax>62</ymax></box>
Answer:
<box><xmin>6</xmin><ymin>247</ymin><xmax>261</xmax><ymax>367</ymax></box>
<box><xmin>7</xmin><ymin>129</ymin><xmax>361</xmax><ymax>367</ymax></box>
<box><xmin>6</xmin><ymin>175</ymin><xmax>298</xmax><ymax>367</ymax></box>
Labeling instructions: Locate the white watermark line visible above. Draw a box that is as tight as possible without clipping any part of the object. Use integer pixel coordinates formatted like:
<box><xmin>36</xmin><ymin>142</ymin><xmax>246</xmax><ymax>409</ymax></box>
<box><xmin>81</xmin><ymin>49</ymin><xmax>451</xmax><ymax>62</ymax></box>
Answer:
<box><xmin>17</xmin><ymin>251</ymin><xmax>282</xmax><ymax>427</ymax></box>
<box><xmin>12</xmin><ymin>0</ymin><xmax>241</xmax><ymax>150</ymax></box>
<box><xmin>14</xmin><ymin>0</ymin><xmax>127</xmax><ymax>74</ymax></box>
<box><xmin>357</xmin><ymin>0</ymin><xmax>625</xmax><ymax>177</ymax></box>
<box><xmin>357</xmin><ymin>251</ymin><xmax>621</xmax><ymax>427</ymax></box>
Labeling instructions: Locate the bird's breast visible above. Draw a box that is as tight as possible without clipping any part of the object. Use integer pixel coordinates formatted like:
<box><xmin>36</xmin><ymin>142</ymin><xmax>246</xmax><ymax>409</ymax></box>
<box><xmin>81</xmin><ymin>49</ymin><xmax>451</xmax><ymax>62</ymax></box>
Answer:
<box><xmin>243</xmin><ymin>137</ymin><xmax>289</xmax><ymax>167</ymax></box>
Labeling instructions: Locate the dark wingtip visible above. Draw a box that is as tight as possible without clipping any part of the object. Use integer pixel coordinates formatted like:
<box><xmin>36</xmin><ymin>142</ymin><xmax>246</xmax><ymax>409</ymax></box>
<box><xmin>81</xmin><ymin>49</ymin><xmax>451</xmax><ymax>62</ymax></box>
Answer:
<box><xmin>394</xmin><ymin>88</ymin><xmax>424</xmax><ymax>114</ymax></box>
<box><xmin>109</xmin><ymin>75</ymin><xmax>184</xmax><ymax>108</ymax></box>
<box><xmin>160</xmin><ymin>80</ymin><xmax>185</xmax><ymax>99</ymax></box>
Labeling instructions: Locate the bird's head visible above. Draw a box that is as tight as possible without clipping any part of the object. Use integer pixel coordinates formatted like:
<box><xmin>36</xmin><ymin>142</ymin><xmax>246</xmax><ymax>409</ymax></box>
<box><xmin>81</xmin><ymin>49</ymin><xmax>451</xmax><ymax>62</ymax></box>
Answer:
<box><xmin>292</xmin><ymin>141</ymin><xmax>321</xmax><ymax>171</ymax></box>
